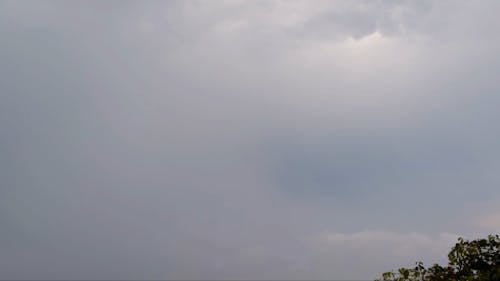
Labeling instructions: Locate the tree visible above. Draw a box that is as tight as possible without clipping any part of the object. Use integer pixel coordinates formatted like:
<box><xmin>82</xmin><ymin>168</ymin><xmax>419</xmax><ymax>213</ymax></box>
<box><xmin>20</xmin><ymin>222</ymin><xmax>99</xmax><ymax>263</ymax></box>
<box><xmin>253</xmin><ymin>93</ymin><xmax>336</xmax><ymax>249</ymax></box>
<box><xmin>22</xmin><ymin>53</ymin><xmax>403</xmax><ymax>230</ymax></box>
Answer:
<box><xmin>375</xmin><ymin>234</ymin><xmax>500</xmax><ymax>281</ymax></box>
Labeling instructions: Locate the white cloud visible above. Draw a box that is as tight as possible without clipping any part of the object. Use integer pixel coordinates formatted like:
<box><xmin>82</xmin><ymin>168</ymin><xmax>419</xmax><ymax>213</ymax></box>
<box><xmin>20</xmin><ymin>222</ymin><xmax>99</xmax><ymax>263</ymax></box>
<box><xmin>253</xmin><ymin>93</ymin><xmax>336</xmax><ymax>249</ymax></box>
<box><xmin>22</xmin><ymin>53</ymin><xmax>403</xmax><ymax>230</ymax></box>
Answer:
<box><xmin>297</xmin><ymin>230</ymin><xmax>459</xmax><ymax>279</ymax></box>
<box><xmin>476</xmin><ymin>212</ymin><xmax>500</xmax><ymax>231</ymax></box>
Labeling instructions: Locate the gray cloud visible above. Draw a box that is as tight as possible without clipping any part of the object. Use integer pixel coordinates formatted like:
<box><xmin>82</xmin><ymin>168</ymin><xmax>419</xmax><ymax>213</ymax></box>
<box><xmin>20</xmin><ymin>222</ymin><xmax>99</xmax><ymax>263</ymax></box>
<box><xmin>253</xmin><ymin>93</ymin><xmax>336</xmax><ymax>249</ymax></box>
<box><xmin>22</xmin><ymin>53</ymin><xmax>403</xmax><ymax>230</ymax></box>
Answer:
<box><xmin>2</xmin><ymin>0</ymin><xmax>500</xmax><ymax>279</ymax></box>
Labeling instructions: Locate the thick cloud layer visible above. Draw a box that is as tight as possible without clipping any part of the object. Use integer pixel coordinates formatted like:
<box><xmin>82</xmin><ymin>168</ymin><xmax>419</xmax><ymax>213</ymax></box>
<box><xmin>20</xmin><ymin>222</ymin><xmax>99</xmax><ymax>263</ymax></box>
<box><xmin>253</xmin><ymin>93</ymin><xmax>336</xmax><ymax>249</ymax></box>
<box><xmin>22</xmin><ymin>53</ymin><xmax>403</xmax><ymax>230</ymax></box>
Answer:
<box><xmin>2</xmin><ymin>1</ymin><xmax>500</xmax><ymax>279</ymax></box>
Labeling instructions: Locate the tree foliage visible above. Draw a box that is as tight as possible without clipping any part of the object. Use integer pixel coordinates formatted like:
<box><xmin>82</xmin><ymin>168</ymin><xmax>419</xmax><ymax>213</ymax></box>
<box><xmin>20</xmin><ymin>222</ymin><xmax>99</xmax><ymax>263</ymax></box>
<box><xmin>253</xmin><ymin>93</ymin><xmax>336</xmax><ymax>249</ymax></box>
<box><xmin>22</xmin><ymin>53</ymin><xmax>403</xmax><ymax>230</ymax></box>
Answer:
<box><xmin>375</xmin><ymin>234</ymin><xmax>500</xmax><ymax>281</ymax></box>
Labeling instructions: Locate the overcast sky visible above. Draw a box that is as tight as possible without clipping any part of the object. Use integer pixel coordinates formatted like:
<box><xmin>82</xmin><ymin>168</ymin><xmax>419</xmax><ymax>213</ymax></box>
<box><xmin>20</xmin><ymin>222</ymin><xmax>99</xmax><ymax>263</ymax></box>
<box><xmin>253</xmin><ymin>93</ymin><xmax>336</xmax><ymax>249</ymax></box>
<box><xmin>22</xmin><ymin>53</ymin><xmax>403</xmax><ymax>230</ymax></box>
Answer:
<box><xmin>2</xmin><ymin>1</ymin><xmax>500</xmax><ymax>280</ymax></box>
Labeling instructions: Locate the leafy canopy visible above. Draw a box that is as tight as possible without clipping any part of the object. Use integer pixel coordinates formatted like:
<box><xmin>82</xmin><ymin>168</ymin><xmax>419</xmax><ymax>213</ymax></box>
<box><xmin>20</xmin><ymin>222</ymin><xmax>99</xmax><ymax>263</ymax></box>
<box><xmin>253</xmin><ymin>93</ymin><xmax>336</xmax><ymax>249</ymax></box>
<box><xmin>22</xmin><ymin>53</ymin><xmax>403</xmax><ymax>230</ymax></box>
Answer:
<box><xmin>375</xmin><ymin>234</ymin><xmax>500</xmax><ymax>281</ymax></box>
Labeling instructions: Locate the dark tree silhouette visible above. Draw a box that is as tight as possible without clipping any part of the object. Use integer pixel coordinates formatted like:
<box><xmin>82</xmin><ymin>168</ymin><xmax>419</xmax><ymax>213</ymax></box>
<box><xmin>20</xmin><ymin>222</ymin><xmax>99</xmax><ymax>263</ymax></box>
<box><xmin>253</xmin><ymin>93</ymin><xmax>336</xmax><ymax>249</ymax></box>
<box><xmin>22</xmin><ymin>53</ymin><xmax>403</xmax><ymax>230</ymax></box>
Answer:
<box><xmin>376</xmin><ymin>234</ymin><xmax>500</xmax><ymax>281</ymax></box>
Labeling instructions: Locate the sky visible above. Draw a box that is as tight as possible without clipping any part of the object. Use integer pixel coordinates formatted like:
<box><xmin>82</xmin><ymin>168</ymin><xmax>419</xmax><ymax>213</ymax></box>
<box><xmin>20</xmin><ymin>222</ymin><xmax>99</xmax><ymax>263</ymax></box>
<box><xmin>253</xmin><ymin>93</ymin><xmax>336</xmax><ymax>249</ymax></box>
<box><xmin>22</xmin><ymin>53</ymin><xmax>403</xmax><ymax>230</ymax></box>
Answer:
<box><xmin>1</xmin><ymin>0</ymin><xmax>500</xmax><ymax>280</ymax></box>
